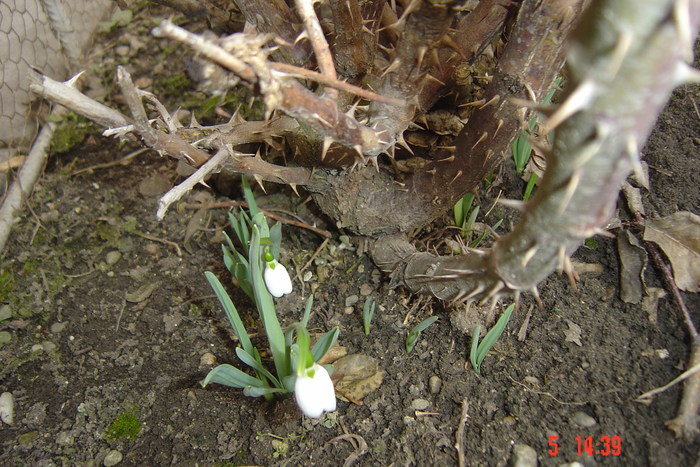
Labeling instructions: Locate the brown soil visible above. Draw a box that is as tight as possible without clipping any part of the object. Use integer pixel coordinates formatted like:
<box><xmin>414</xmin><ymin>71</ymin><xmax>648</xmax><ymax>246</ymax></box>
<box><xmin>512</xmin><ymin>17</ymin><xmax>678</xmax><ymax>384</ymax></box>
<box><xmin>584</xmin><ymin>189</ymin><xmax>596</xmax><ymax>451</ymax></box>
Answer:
<box><xmin>1</xmin><ymin>4</ymin><xmax>699</xmax><ymax>466</ymax></box>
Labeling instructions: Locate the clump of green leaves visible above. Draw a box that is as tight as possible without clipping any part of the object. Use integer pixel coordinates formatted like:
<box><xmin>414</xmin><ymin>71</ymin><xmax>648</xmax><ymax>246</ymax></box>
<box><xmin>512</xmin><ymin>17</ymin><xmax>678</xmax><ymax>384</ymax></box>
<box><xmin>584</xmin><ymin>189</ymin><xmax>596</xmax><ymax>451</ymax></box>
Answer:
<box><xmin>203</xmin><ymin>178</ymin><xmax>338</xmax><ymax>405</ymax></box>
<box><xmin>405</xmin><ymin>316</ymin><xmax>439</xmax><ymax>353</ymax></box>
<box><xmin>470</xmin><ymin>303</ymin><xmax>515</xmax><ymax>375</ymax></box>
<box><xmin>452</xmin><ymin>193</ymin><xmax>503</xmax><ymax>248</ymax></box>
<box><xmin>511</xmin><ymin>77</ymin><xmax>562</xmax><ymax>200</ymax></box>
<box><xmin>453</xmin><ymin>193</ymin><xmax>479</xmax><ymax>240</ymax></box>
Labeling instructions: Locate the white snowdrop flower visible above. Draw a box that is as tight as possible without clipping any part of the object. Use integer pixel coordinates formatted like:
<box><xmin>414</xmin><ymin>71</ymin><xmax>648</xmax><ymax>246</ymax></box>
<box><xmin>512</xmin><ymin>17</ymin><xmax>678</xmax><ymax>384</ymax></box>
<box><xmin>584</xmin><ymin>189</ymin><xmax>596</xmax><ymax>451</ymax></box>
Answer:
<box><xmin>264</xmin><ymin>259</ymin><xmax>293</xmax><ymax>298</ymax></box>
<box><xmin>294</xmin><ymin>363</ymin><xmax>336</xmax><ymax>418</ymax></box>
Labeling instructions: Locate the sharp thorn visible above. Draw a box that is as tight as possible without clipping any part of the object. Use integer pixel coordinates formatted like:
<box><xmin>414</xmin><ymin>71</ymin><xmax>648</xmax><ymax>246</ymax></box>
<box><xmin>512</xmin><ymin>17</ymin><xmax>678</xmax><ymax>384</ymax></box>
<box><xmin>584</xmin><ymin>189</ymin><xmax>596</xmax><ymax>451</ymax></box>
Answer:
<box><xmin>289</xmin><ymin>183</ymin><xmax>300</xmax><ymax>197</ymax></box>
<box><xmin>541</xmin><ymin>79</ymin><xmax>596</xmax><ymax>135</ymax></box>
<box><xmin>471</xmin><ymin>131</ymin><xmax>488</xmax><ymax>150</ymax></box>
<box><xmin>530</xmin><ymin>286</ymin><xmax>543</xmax><ymax>309</ymax></box>
<box><xmin>497</xmin><ymin>198</ymin><xmax>526</xmax><ymax>212</ymax></box>
<box><xmin>65</xmin><ymin>71</ymin><xmax>86</xmax><ymax>88</ymax></box>
<box><xmin>557</xmin><ymin>169</ymin><xmax>582</xmax><ymax>215</ymax></box>
<box><xmin>253</xmin><ymin>174</ymin><xmax>266</xmax><ymax>193</ymax></box>
<box><xmin>521</xmin><ymin>244</ymin><xmax>538</xmax><ymax>268</ymax></box>
<box><xmin>294</xmin><ymin>31</ymin><xmax>309</xmax><ymax>45</ymax></box>
<box><xmin>478</xmin><ymin>94</ymin><xmax>500</xmax><ymax>109</ymax></box>
<box><xmin>493</xmin><ymin>119</ymin><xmax>504</xmax><ymax>138</ymax></box>
<box><xmin>626</xmin><ymin>137</ymin><xmax>649</xmax><ymax>190</ymax></box>
<box><xmin>396</xmin><ymin>134</ymin><xmax>414</xmax><ymax>155</ymax></box>
<box><xmin>608</xmin><ymin>31</ymin><xmax>633</xmax><ymax>78</ymax></box>
<box><xmin>459</xmin><ymin>98</ymin><xmax>485</xmax><ymax>108</ymax></box>
<box><xmin>380</xmin><ymin>59</ymin><xmax>402</xmax><ymax>78</ymax></box>
<box><xmin>321</xmin><ymin>136</ymin><xmax>333</xmax><ymax>161</ymax></box>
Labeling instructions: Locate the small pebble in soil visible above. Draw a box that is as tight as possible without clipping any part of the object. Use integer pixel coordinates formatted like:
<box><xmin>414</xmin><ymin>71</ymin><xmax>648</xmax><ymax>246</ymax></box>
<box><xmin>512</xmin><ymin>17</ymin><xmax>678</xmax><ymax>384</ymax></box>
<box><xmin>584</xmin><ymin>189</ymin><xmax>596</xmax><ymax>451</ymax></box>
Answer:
<box><xmin>501</xmin><ymin>415</ymin><xmax>517</xmax><ymax>426</ymax></box>
<box><xmin>411</xmin><ymin>398</ymin><xmax>430</xmax><ymax>410</ymax></box>
<box><xmin>199</xmin><ymin>352</ymin><xmax>216</xmax><ymax>368</ymax></box>
<box><xmin>359</xmin><ymin>283</ymin><xmax>373</xmax><ymax>296</ymax></box>
<box><xmin>0</xmin><ymin>331</ymin><xmax>11</xmax><ymax>345</ymax></box>
<box><xmin>0</xmin><ymin>392</ymin><xmax>14</xmax><ymax>425</ymax></box>
<box><xmin>103</xmin><ymin>449</ymin><xmax>123</xmax><ymax>466</ymax></box>
<box><xmin>429</xmin><ymin>376</ymin><xmax>442</xmax><ymax>394</ymax></box>
<box><xmin>345</xmin><ymin>295</ymin><xmax>359</xmax><ymax>307</ymax></box>
<box><xmin>511</xmin><ymin>444</ymin><xmax>537</xmax><ymax>467</ymax></box>
<box><xmin>56</xmin><ymin>431</ymin><xmax>74</xmax><ymax>446</ymax></box>
<box><xmin>30</xmin><ymin>341</ymin><xmax>56</xmax><ymax>353</ymax></box>
<box><xmin>572</xmin><ymin>411</ymin><xmax>597</xmax><ymax>428</ymax></box>
<box><xmin>523</xmin><ymin>376</ymin><xmax>540</xmax><ymax>386</ymax></box>
<box><xmin>106</xmin><ymin>251</ymin><xmax>122</xmax><ymax>266</ymax></box>
<box><xmin>50</xmin><ymin>322</ymin><xmax>68</xmax><ymax>334</ymax></box>
<box><xmin>115</xmin><ymin>45</ymin><xmax>130</xmax><ymax>56</ymax></box>
<box><xmin>17</xmin><ymin>431</ymin><xmax>38</xmax><ymax>446</ymax></box>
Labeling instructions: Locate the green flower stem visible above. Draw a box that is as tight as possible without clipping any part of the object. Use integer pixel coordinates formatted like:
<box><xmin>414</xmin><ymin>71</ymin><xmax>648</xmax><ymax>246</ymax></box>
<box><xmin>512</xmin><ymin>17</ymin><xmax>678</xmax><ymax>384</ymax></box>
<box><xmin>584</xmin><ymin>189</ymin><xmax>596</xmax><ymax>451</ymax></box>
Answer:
<box><xmin>251</xmin><ymin>221</ymin><xmax>290</xmax><ymax>379</ymax></box>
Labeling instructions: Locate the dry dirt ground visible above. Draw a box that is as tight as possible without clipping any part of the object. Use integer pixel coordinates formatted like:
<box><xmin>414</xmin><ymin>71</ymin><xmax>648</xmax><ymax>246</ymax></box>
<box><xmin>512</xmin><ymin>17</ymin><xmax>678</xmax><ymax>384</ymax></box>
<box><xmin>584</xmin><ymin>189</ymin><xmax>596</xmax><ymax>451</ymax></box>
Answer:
<box><xmin>1</xmin><ymin>4</ymin><xmax>700</xmax><ymax>466</ymax></box>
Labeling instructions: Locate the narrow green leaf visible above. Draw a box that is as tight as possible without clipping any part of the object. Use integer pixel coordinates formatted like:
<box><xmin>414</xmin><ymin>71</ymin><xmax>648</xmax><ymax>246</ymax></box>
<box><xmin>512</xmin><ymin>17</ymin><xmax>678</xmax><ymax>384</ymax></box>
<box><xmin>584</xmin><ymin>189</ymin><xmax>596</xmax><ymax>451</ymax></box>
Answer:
<box><xmin>512</xmin><ymin>132</ymin><xmax>532</xmax><ymax>173</ymax></box>
<box><xmin>228</xmin><ymin>212</ymin><xmax>246</xmax><ymax>248</ymax></box>
<box><xmin>222</xmin><ymin>230</ymin><xmax>235</xmax><ymax>252</ymax></box>
<box><xmin>465</xmin><ymin>205</ymin><xmax>480</xmax><ymax>232</ymax></box>
<box><xmin>472</xmin><ymin>303</ymin><xmax>515</xmax><ymax>375</ymax></box>
<box><xmin>235</xmin><ymin>347</ymin><xmax>281</xmax><ymax>388</ymax></box>
<box><xmin>405</xmin><ymin>316</ymin><xmax>439</xmax><ymax>353</ymax></box>
<box><xmin>239</xmin><ymin>208</ymin><xmax>253</xmax><ymax>246</ymax></box>
<box><xmin>470</xmin><ymin>325</ymin><xmax>482</xmax><ymax>374</ymax></box>
<box><xmin>242</xmin><ymin>177</ymin><xmax>261</xmax><ymax>219</ymax></box>
<box><xmin>453</xmin><ymin>197</ymin><xmax>465</xmax><ymax>228</ymax></box>
<box><xmin>201</xmin><ymin>364</ymin><xmax>262</xmax><ymax>389</ymax></box>
<box><xmin>469</xmin><ymin>218</ymin><xmax>503</xmax><ymax>249</ymax></box>
<box><xmin>301</xmin><ymin>295</ymin><xmax>314</xmax><ymax>329</ymax></box>
<box><xmin>523</xmin><ymin>173</ymin><xmax>538</xmax><ymax>201</ymax></box>
<box><xmin>362</xmin><ymin>297</ymin><xmax>376</xmax><ymax>335</ymax></box>
<box><xmin>243</xmin><ymin>386</ymin><xmax>286</xmax><ymax>398</ymax></box>
<box><xmin>204</xmin><ymin>271</ymin><xmax>253</xmax><ymax>356</ymax></box>
<box><xmin>250</xmin><ymin>223</ymin><xmax>289</xmax><ymax>379</ymax></box>
<box><xmin>311</xmin><ymin>327</ymin><xmax>339</xmax><ymax>362</ymax></box>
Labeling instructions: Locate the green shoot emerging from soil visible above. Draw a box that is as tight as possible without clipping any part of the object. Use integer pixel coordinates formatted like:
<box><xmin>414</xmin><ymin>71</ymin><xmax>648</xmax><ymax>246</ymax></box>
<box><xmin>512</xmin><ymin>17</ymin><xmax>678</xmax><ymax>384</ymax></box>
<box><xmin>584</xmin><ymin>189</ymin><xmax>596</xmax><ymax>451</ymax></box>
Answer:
<box><xmin>452</xmin><ymin>193</ymin><xmax>503</xmax><ymax>248</ymax></box>
<box><xmin>405</xmin><ymin>316</ymin><xmax>439</xmax><ymax>353</ymax></box>
<box><xmin>363</xmin><ymin>297</ymin><xmax>376</xmax><ymax>335</ymax></box>
<box><xmin>203</xmin><ymin>178</ymin><xmax>338</xmax><ymax>418</ymax></box>
<box><xmin>470</xmin><ymin>303</ymin><xmax>515</xmax><ymax>375</ymax></box>
<box><xmin>511</xmin><ymin>77</ymin><xmax>562</xmax><ymax>200</ymax></box>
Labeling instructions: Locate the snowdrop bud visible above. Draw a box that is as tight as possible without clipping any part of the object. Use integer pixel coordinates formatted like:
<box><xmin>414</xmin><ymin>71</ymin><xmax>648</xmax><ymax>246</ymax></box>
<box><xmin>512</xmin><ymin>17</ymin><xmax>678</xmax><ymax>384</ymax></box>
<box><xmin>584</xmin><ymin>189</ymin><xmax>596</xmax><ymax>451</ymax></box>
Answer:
<box><xmin>295</xmin><ymin>363</ymin><xmax>336</xmax><ymax>418</ymax></box>
<box><xmin>264</xmin><ymin>259</ymin><xmax>293</xmax><ymax>297</ymax></box>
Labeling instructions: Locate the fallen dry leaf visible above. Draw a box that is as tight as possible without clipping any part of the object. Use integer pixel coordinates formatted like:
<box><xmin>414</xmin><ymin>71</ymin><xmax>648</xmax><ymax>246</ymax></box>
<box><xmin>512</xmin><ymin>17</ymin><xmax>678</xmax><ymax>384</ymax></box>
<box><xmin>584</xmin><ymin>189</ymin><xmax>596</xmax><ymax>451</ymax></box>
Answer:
<box><xmin>617</xmin><ymin>230</ymin><xmax>647</xmax><ymax>304</ymax></box>
<box><xmin>332</xmin><ymin>354</ymin><xmax>385</xmax><ymax>402</ymax></box>
<box><xmin>564</xmin><ymin>320</ymin><xmax>582</xmax><ymax>346</ymax></box>
<box><xmin>643</xmin><ymin>211</ymin><xmax>700</xmax><ymax>292</ymax></box>
<box><xmin>642</xmin><ymin>287</ymin><xmax>667</xmax><ymax>325</ymax></box>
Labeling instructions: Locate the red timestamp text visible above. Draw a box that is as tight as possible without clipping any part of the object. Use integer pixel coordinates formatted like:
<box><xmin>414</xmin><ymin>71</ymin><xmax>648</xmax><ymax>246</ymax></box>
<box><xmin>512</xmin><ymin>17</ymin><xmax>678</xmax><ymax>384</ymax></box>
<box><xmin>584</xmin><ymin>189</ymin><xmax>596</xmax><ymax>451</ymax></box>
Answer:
<box><xmin>548</xmin><ymin>435</ymin><xmax>622</xmax><ymax>457</ymax></box>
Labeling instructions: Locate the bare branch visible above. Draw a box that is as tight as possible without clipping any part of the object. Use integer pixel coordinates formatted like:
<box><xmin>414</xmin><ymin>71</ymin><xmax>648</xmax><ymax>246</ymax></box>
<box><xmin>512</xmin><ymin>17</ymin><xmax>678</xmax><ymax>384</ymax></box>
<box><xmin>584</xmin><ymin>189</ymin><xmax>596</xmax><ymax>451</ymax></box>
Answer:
<box><xmin>294</xmin><ymin>0</ymin><xmax>338</xmax><ymax>98</ymax></box>
<box><xmin>157</xmin><ymin>148</ymin><xmax>231</xmax><ymax>220</ymax></box>
<box><xmin>28</xmin><ymin>70</ymin><xmax>130</xmax><ymax>129</ymax></box>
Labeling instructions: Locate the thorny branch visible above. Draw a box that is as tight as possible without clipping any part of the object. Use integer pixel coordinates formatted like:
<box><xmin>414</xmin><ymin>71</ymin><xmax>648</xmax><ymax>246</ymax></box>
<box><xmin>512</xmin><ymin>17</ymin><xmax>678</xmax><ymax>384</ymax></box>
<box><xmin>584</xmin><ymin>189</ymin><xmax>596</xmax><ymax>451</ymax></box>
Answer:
<box><xmin>28</xmin><ymin>70</ymin><xmax>315</xmax><ymax>187</ymax></box>
<box><xmin>154</xmin><ymin>20</ymin><xmax>390</xmax><ymax>156</ymax></box>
